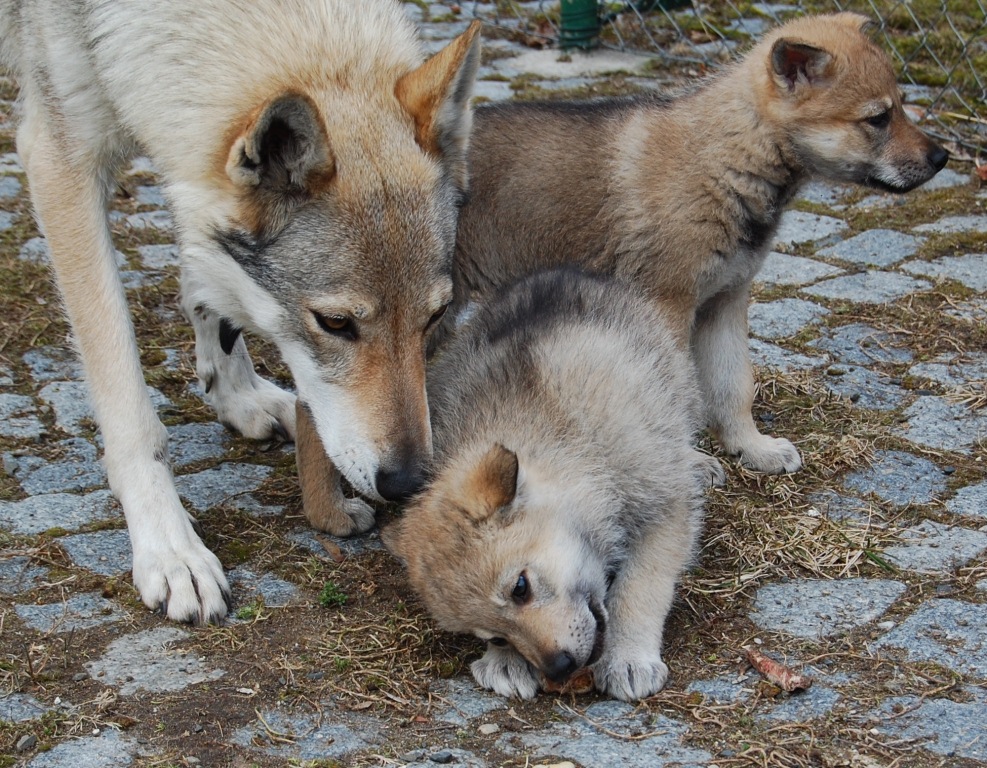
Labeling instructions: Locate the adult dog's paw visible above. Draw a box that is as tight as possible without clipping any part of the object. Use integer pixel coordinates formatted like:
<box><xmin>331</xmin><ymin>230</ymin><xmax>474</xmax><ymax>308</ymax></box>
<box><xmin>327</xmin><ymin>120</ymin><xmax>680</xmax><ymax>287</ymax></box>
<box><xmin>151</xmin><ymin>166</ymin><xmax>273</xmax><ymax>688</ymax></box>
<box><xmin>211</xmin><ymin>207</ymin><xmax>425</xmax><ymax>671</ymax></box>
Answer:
<box><xmin>695</xmin><ymin>450</ymin><xmax>727</xmax><ymax>487</ymax></box>
<box><xmin>471</xmin><ymin>644</ymin><xmax>540</xmax><ymax>699</ymax></box>
<box><xmin>738</xmin><ymin>435</ymin><xmax>802</xmax><ymax>474</ymax></box>
<box><xmin>593</xmin><ymin>651</ymin><xmax>668</xmax><ymax>702</ymax></box>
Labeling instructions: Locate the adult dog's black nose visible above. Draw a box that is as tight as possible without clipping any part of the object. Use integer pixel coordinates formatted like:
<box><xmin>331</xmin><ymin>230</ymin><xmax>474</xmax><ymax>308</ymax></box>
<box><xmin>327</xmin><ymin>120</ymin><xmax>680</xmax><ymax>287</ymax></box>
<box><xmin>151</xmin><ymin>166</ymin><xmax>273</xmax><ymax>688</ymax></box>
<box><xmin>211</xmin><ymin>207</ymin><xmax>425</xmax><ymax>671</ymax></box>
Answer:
<box><xmin>375</xmin><ymin>462</ymin><xmax>426</xmax><ymax>502</ymax></box>
<box><xmin>543</xmin><ymin>652</ymin><xmax>579</xmax><ymax>684</ymax></box>
<box><xmin>928</xmin><ymin>144</ymin><xmax>949</xmax><ymax>172</ymax></box>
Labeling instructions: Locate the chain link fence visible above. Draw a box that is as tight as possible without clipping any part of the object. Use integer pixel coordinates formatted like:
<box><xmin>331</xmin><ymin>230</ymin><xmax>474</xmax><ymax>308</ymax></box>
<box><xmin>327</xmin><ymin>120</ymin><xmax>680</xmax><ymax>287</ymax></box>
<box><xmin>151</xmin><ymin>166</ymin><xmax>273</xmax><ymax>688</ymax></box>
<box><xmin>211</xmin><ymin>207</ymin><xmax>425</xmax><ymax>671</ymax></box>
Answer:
<box><xmin>465</xmin><ymin>1</ymin><xmax>986</xmax><ymax>156</ymax></box>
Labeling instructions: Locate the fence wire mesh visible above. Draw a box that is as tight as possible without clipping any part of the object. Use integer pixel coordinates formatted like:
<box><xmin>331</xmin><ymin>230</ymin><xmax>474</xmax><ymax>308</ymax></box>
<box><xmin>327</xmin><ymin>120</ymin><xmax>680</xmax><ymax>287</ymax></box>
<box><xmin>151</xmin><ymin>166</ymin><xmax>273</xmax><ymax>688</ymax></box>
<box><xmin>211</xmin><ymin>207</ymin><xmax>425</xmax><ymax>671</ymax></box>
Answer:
<box><xmin>464</xmin><ymin>1</ymin><xmax>986</xmax><ymax>156</ymax></box>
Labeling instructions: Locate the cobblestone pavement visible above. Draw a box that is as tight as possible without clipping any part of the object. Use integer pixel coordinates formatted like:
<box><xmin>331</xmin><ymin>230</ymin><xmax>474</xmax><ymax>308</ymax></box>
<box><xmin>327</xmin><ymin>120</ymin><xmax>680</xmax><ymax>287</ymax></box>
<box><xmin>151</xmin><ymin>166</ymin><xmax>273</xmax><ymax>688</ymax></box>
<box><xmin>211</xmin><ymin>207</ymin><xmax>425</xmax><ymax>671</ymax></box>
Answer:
<box><xmin>2</xmin><ymin>5</ymin><xmax>987</xmax><ymax>768</ymax></box>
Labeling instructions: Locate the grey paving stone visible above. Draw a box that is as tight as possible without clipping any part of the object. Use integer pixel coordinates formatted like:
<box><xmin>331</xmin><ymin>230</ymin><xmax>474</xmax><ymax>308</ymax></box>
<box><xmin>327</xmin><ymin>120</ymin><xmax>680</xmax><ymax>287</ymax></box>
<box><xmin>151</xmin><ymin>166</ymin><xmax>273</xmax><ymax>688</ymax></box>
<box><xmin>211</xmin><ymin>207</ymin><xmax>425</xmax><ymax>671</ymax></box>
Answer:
<box><xmin>882</xmin><ymin>520</ymin><xmax>987</xmax><ymax>574</ymax></box>
<box><xmin>0</xmin><ymin>490</ymin><xmax>118</xmax><ymax>535</ymax></box>
<box><xmin>760</xmin><ymin>684</ymin><xmax>841</xmax><ymax>722</ymax></box>
<box><xmin>902</xmin><ymin>253</ymin><xmax>987</xmax><ymax>292</ymax></box>
<box><xmin>801</xmin><ymin>271</ymin><xmax>931</xmax><ymax>304</ymax></box>
<box><xmin>944</xmin><ymin>296</ymin><xmax>987</xmax><ymax>325</ymax></box>
<box><xmin>754</xmin><ymin>252</ymin><xmax>843</xmax><ymax>287</ymax></box>
<box><xmin>796</xmin><ymin>181</ymin><xmax>854</xmax><ymax>206</ymax></box>
<box><xmin>85</xmin><ymin>627</ymin><xmax>226</xmax><ymax>696</ymax></box>
<box><xmin>947</xmin><ymin>481</ymin><xmax>987</xmax><ymax>520</ymax></box>
<box><xmin>0</xmin><ymin>210</ymin><xmax>15</xmax><ymax>230</ymax></box>
<box><xmin>918</xmin><ymin>168</ymin><xmax>970</xmax><ymax>190</ymax></box>
<box><xmin>38</xmin><ymin>381</ymin><xmax>171</xmax><ymax>436</ymax></box>
<box><xmin>472</xmin><ymin>79</ymin><xmax>515</xmax><ymax>101</ymax></box>
<box><xmin>816</xmin><ymin>229</ymin><xmax>923</xmax><ymax>267</ymax></box>
<box><xmin>232</xmin><ymin>707</ymin><xmax>381</xmax><ymax>760</ymax></box>
<box><xmin>0</xmin><ymin>556</ymin><xmax>49</xmax><ymax>594</ymax></box>
<box><xmin>0</xmin><ymin>364</ymin><xmax>12</xmax><ymax>386</ymax></box>
<box><xmin>432</xmin><ymin>679</ymin><xmax>508</xmax><ymax>726</ymax></box>
<box><xmin>686</xmin><ymin>677</ymin><xmax>751</xmax><ymax>705</ymax></box>
<box><xmin>137</xmin><ymin>243</ymin><xmax>180</xmax><ymax>270</ymax></box>
<box><xmin>773</xmin><ymin>210</ymin><xmax>848</xmax><ymax>248</ymax></box>
<box><xmin>0</xmin><ymin>174</ymin><xmax>21</xmax><ymax>198</ymax></box>
<box><xmin>60</xmin><ymin>529</ymin><xmax>131</xmax><ymax>576</ymax></box>
<box><xmin>0</xmin><ymin>692</ymin><xmax>50</xmax><ymax>722</ymax></box>
<box><xmin>174</xmin><ymin>462</ymin><xmax>272</xmax><ymax>511</ymax></box>
<box><xmin>288</xmin><ymin>526</ymin><xmax>385</xmax><ymax>558</ymax></box>
<box><xmin>18</xmin><ymin>236</ymin><xmax>49</xmax><ymax>263</ymax></box>
<box><xmin>27</xmin><ymin>726</ymin><xmax>137</xmax><ymax>768</ymax></box>
<box><xmin>15</xmin><ymin>592</ymin><xmax>127</xmax><ymax>633</ymax></box>
<box><xmin>908</xmin><ymin>351</ymin><xmax>987</xmax><ymax>387</ymax></box>
<box><xmin>913</xmin><ymin>214</ymin><xmax>987</xmax><ymax>235</ymax></box>
<box><xmin>807</xmin><ymin>323</ymin><xmax>913</xmax><ymax>365</ymax></box>
<box><xmin>17</xmin><ymin>438</ymin><xmax>107</xmax><ymax>495</ymax></box>
<box><xmin>874</xmin><ymin>687</ymin><xmax>987</xmax><ymax>761</ymax></box>
<box><xmin>0</xmin><ymin>393</ymin><xmax>45</xmax><ymax>439</ymax></box>
<box><xmin>749</xmin><ymin>338</ymin><xmax>826</xmax><ymax>373</ymax></box>
<box><xmin>229</xmin><ymin>566</ymin><xmax>299</xmax><ymax>609</ymax></box>
<box><xmin>748</xmin><ymin>298</ymin><xmax>828</xmax><ymax>339</ymax></box>
<box><xmin>167</xmin><ymin>422</ymin><xmax>230</xmax><ymax>468</ymax></box>
<box><xmin>500</xmin><ymin>700</ymin><xmax>713</xmax><ymax>768</ymax></box>
<box><xmin>873</xmin><ymin>599</ymin><xmax>987</xmax><ymax>677</ymax></box>
<box><xmin>842</xmin><ymin>450</ymin><xmax>947</xmax><ymax>506</ymax></box>
<box><xmin>894</xmin><ymin>396</ymin><xmax>987</xmax><ymax>453</ymax></box>
<box><xmin>23</xmin><ymin>346</ymin><xmax>84</xmax><ymax>382</ymax></box>
<box><xmin>808</xmin><ymin>490</ymin><xmax>884</xmax><ymax>525</ymax></box>
<box><xmin>820</xmin><ymin>366</ymin><xmax>909</xmax><ymax>411</ymax></box>
<box><xmin>978</xmin><ymin>580</ymin><xmax>987</xmax><ymax>592</ymax></box>
<box><xmin>750</xmin><ymin>579</ymin><xmax>906</xmax><ymax>639</ymax></box>
<box><xmin>134</xmin><ymin>185</ymin><xmax>166</xmax><ymax>207</ymax></box>
<box><xmin>123</xmin><ymin>210</ymin><xmax>173</xmax><ymax>230</ymax></box>
<box><xmin>0</xmin><ymin>152</ymin><xmax>23</xmax><ymax>173</ymax></box>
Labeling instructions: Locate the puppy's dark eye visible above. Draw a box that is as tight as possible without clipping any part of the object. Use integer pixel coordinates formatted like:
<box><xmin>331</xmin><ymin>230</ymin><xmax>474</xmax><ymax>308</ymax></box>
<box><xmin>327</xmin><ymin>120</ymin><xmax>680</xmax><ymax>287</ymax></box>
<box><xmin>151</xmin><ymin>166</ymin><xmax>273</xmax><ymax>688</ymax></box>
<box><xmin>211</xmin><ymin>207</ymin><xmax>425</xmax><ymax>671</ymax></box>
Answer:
<box><xmin>488</xmin><ymin>637</ymin><xmax>508</xmax><ymax>647</ymax></box>
<box><xmin>511</xmin><ymin>572</ymin><xmax>530</xmax><ymax>604</ymax></box>
<box><xmin>865</xmin><ymin>110</ymin><xmax>891</xmax><ymax>129</ymax></box>
<box><xmin>313</xmin><ymin>311</ymin><xmax>357</xmax><ymax>341</ymax></box>
<box><xmin>426</xmin><ymin>303</ymin><xmax>449</xmax><ymax>332</ymax></box>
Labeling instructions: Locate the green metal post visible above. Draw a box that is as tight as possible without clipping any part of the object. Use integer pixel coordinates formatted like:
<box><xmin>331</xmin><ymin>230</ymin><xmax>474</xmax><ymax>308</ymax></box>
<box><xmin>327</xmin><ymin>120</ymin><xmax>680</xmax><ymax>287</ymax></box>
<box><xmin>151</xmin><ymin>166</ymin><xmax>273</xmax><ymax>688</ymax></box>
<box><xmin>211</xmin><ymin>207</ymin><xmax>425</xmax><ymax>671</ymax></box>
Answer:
<box><xmin>559</xmin><ymin>0</ymin><xmax>600</xmax><ymax>50</ymax></box>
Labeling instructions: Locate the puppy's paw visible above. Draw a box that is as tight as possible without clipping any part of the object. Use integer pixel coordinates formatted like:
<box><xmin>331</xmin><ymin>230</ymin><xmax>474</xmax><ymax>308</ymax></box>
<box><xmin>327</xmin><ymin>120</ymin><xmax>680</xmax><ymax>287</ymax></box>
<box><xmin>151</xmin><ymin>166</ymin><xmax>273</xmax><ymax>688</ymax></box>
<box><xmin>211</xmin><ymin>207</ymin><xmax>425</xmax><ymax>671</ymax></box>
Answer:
<box><xmin>593</xmin><ymin>651</ymin><xmax>668</xmax><ymax>702</ymax></box>
<box><xmin>737</xmin><ymin>435</ymin><xmax>802</xmax><ymax>474</ymax></box>
<box><xmin>694</xmin><ymin>451</ymin><xmax>726</xmax><ymax>488</ymax></box>
<box><xmin>471</xmin><ymin>644</ymin><xmax>540</xmax><ymax>699</ymax></box>
<box><xmin>311</xmin><ymin>496</ymin><xmax>377</xmax><ymax>538</ymax></box>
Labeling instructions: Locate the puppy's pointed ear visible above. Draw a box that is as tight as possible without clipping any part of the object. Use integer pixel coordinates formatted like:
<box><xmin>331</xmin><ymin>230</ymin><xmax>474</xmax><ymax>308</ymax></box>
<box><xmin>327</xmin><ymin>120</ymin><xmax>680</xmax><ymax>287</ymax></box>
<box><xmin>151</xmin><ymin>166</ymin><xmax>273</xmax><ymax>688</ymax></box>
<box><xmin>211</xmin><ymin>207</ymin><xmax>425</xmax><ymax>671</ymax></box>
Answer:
<box><xmin>770</xmin><ymin>39</ymin><xmax>833</xmax><ymax>92</ymax></box>
<box><xmin>226</xmin><ymin>92</ymin><xmax>335</xmax><ymax>195</ymax></box>
<box><xmin>395</xmin><ymin>19</ymin><xmax>481</xmax><ymax>191</ymax></box>
<box><xmin>455</xmin><ymin>443</ymin><xmax>519</xmax><ymax>523</ymax></box>
<box><xmin>832</xmin><ymin>12</ymin><xmax>875</xmax><ymax>34</ymax></box>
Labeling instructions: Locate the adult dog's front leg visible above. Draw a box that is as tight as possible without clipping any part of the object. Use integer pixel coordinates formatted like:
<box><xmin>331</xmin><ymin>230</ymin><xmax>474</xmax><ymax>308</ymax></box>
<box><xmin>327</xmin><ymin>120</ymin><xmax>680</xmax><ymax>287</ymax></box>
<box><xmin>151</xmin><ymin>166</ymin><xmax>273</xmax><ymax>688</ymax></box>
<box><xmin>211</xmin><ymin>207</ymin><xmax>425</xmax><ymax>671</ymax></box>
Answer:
<box><xmin>22</xmin><ymin>124</ymin><xmax>230</xmax><ymax>624</ymax></box>
<box><xmin>692</xmin><ymin>286</ymin><xmax>802</xmax><ymax>474</ymax></box>
<box><xmin>183</xmin><ymin>288</ymin><xmax>296</xmax><ymax>442</ymax></box>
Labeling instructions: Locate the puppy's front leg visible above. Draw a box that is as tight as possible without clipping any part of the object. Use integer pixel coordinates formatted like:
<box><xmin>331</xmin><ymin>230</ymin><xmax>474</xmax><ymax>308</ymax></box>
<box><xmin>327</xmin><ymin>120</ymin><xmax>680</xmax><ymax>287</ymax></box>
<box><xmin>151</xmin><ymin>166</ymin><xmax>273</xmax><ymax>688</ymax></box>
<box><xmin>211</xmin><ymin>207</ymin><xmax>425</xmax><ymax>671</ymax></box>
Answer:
<box><xmin>592</xmin><ymin>503</ymin><xmax>695</xmax><ymax>701</ymax></box>
<box><xmin>295</xmin><ymin>401</ymin><xmax>376</xmax><ymax>536</ymax></box>
<box><xmin>183</xmin><ymin>288</ymin><xmax>296</xmax><ymax>442</ymax></box>
<box><xmin>471</xmin><ymin>642</ymin><xmax>541</xmax><ymax>699</ymax></box>
<box><xmin>22</xmin><ymin>124</ymin><xmax>230</xmax><ymax>624</ymax></box>
<box><xmin>692</xmin><ymin>285</ymin><xmax>802</xmax><ymax>474</ymax></box>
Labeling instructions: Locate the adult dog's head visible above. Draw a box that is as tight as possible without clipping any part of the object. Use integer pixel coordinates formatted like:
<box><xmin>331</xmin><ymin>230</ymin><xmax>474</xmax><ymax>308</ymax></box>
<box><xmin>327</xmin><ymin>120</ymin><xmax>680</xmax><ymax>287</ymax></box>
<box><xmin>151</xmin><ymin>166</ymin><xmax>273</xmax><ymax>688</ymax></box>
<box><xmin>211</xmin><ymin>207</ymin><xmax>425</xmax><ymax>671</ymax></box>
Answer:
<box><xmin>196</xmin><ymin>21</ymin><xmax>481</xmax><ymax>503</ymax></box>
<box><xmin>386</xmin><ymin>443</ymin><xmax>611</xmax><ymax>686</ymax></box>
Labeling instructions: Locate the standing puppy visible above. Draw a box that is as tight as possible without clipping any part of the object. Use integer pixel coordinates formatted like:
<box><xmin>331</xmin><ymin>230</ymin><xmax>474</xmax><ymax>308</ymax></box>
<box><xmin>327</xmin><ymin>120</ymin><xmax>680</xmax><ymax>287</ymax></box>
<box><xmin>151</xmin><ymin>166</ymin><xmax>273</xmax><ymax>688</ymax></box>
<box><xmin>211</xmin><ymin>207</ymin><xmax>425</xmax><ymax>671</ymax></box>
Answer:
<box><xmin>451</xmin><ymin>13</ymin><xmax>947</xmax><ymax>475</ymax></box>
<box><xmin>386</xmin><ymin>269</ymin><xmax>707</xmax><ymax>701</ymax></box>
<box><xmin>0</xmin><ymin>0</ymin><xmax>480</xmax><ymax>623</ymax></box>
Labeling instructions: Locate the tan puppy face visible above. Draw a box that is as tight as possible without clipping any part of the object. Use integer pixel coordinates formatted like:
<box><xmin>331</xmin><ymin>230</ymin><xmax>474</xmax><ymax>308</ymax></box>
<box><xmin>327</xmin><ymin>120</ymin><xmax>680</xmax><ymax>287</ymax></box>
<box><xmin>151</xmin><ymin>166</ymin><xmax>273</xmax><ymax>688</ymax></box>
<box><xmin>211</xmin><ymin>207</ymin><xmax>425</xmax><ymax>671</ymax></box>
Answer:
<box><xmin>386</xmin><ymin>444</ymin><xmax>610</xmax><ymax>683</ymax></box>
<box><xmin>761</xmin><ymin>13</ymin><xmax>947</xmax><ymax>192</ymax></box>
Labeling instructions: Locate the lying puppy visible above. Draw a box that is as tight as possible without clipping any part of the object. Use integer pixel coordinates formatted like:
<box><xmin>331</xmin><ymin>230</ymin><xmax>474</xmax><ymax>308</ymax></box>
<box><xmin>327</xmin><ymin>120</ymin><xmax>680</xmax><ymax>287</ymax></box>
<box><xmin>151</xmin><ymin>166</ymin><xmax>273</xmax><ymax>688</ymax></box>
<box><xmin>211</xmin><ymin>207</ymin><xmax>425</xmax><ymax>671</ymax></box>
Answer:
<box><xmin>385</xmin><ymin>268</ymin><xmax>707</xmax><ymax>701</ymax></box>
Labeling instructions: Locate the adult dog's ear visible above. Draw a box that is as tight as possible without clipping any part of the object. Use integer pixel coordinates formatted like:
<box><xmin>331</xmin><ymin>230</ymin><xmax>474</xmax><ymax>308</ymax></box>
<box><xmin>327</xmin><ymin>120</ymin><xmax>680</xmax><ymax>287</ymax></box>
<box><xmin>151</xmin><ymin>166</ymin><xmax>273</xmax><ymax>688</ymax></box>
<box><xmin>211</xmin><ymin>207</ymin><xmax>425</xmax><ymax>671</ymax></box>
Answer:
<box><xmin>226</xmin><ymin>92</ymin><xmax>335</xmax><ymax>230</ymax></box>
<box><xmin>395</xmin><ymin>19</ymin><xmax>481</xmax><ymax>192</ymax></box>
<box><xmin>770</xmin><ymin>39</ymin><xmax>833</xmax><ymax>92</ymax></box>
<box><xmin>454</xmin><ymin>443</ymin><xmax>519</xmax><ymax>523</ymax></box>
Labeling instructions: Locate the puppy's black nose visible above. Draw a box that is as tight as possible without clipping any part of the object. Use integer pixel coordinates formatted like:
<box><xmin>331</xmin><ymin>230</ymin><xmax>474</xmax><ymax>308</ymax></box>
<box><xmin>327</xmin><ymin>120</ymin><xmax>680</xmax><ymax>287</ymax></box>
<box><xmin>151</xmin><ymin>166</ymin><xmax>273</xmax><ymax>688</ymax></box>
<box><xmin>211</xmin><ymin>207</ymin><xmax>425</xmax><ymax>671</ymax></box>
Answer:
<box><xmin>928</xmin><ymin>144</ymin><xmax>949</xmax><ymax>172</ymax></box>
<box><xmin>375</xmin><ymin>462</ymin><xmax>426</xmax><ymax>502</ymax></box>
<box><xmin>544</xmin><ymin>652</ymin><xmax>579</xmax><ymax>684</ymax></box>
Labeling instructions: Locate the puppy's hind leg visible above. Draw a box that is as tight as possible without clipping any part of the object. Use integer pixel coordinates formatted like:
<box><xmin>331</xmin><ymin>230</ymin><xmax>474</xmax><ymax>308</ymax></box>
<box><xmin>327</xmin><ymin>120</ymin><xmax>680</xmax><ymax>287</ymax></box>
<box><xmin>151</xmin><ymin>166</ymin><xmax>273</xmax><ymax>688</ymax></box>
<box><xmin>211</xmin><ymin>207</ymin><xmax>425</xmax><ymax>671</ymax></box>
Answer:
<box><xmin>22</xmin><ymin>121</ymin><xmax>230</xmax><ymax>624</ymax></box>
<box><xmin>182</xmin><ymin>286</ymin><xmax>296</xmax><ymax>442</ymax></box>
<box><xmin>692</xmin><ymin>286</ymin><xmax>802</xmax><ymax>474</ymax></box>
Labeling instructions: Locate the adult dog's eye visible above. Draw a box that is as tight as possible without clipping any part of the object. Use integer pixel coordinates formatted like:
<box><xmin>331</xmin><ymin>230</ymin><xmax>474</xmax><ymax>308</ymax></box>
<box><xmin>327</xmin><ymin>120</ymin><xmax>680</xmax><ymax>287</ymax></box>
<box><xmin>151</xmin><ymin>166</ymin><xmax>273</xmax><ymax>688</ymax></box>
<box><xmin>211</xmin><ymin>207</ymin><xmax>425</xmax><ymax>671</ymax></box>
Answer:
<box><xmin>488</xmin><ymin>637</ymin><xmax>508</xmax><ymax>647</ymax></box>
<box><xmin>865</xmin><ymin>110</ymin><xmax>891</xmax><ymax>129</ymax></box>
<box><xmin>312</xmin><ymin>311</ymin><xmax>357</xmax><ymax>341</ymax></box>
<box><xmin>511</xmin><ymin>572</ymin><xmax>530</xmax><ymax>604</ymax></box>
<box><xmin>426</xmin><ymin>303</ymin><xmax>449</xmax><ymax>332</ymax></box>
